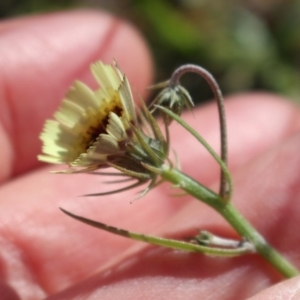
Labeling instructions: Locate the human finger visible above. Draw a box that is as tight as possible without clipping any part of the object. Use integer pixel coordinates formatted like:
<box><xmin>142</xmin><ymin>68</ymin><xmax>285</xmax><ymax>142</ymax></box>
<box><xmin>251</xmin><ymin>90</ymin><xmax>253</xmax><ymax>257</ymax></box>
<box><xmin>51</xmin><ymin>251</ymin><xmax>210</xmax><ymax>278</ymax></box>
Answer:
<box><xmin>1</xmin><ymin>94</ymin><xmax>299</xmax><ymax>299</ymax></box>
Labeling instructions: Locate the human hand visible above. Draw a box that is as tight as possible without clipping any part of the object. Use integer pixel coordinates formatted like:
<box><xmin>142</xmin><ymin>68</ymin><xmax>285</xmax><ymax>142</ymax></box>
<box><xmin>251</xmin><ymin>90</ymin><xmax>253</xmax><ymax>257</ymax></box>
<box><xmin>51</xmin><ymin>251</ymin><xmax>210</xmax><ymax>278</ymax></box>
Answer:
<box><xmin>0</xmin><ymin>10</ymin><xmax>300</xmax><ymax>300</ymax></box>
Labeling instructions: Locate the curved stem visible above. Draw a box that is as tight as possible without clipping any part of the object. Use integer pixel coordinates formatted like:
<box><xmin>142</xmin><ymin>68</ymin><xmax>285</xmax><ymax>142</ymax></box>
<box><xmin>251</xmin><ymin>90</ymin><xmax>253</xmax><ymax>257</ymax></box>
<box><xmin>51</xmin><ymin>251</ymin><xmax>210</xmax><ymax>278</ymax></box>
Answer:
<box><xmin>169</xmin><ymin>65</ymin><xmax>228</xmax><ymax>198</ymax></box>
<box><xmin>156</xmin><ymin>105</ymin><xmax>233</xmax><ymax>200</ymax></box>
<box><xmin>160</xmin><ymin>164</ymin><xmax>299</xmax><ymax>278</ymax></box>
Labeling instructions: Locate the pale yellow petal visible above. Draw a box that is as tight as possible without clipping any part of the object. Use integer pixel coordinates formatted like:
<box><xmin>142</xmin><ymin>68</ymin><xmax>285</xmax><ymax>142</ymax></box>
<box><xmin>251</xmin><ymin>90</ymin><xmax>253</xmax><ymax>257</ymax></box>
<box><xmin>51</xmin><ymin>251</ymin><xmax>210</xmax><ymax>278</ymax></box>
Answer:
<box><xmin>91</xmin><ymin>61</ymin><xmax>120</xmax><ymax>90</ymax></box>
<box><xmin>54</xmin><ymin>100</ymin><xmax>86</xmax><ymax>128</ymax></box>
<box><xmin>66</xmin><ymin>81</ymin><xmax>99</xmax><ymax>109</ymax></box>
<box><xmin>37</xmin><ymin>154</ymin><xmax>63</xmax><ymax>164</ymax></box>
<box><xmin>106</xmin><ymin>112</ymin><xmax>127</xmax><ymax>141</ymax></box>
<box><xmin>118</xmin><ymin>75</ymin><xmax>136</xmax><ymax>122</ymax></box>
<box><xmin>90</xmin><ymin>134</ymin><xmax>119</xmax><ymax>156</ymax></box>
<box><xmin>38</xmin><ymin>60</ymin><xmax>136</xmax><ymax>171</ymax></box>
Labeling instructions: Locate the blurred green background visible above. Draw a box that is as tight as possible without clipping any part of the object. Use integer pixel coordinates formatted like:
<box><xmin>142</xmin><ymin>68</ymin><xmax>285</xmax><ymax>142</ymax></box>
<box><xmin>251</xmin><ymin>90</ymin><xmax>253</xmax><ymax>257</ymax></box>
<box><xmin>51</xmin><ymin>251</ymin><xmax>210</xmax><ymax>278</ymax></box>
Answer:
<box><xmin>1</xmin><ymin>0</ymin><xmax>300</xmax><ymax>104</ymax></box>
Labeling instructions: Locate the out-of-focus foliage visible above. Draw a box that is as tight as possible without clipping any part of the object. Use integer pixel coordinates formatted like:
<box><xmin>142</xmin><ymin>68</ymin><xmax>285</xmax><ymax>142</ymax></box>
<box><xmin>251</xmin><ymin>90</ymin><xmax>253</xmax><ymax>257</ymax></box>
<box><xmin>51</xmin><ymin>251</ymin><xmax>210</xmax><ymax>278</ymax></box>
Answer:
<box><xmin>0</xmin><ymin>0</ymin><xmax>77</xmax><ymax>17</ymax></box>
<box><xmin>1</xmin><ymin>0</ymin><xmax>300</xmax><ymax>103</ymax></box>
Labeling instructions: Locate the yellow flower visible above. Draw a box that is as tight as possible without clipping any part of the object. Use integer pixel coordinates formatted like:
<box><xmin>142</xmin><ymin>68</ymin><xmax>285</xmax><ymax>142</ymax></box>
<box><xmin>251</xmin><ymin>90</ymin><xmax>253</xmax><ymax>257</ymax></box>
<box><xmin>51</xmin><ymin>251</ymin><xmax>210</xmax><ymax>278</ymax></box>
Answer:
<box><xmin>38</xmin><ymin>61</ymin><xmax>137</xmax><ymax>173</ymax></box>
<box><xmin>38</xmin><ymin>60</ymin><xmax>169</xmax><ymax>197</ymax></box>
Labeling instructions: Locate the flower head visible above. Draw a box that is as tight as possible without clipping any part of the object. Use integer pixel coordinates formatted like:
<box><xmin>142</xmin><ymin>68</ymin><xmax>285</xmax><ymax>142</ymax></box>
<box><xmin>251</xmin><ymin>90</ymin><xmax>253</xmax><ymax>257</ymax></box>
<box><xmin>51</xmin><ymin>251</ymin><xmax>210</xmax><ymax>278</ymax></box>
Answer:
<box><xmin>150</xmin><ymin>81</ymin><xmax>194</xmax><ymax>125</ymax></box>
<box><xmin>38</xmin><ymin>61</ymin><xmax>139</xmax><ymax>172</ymax></box>
<box><xmin>38</xmin><ymin>61</ymin><xmax>168</xmax><ymax>196</ymax></box>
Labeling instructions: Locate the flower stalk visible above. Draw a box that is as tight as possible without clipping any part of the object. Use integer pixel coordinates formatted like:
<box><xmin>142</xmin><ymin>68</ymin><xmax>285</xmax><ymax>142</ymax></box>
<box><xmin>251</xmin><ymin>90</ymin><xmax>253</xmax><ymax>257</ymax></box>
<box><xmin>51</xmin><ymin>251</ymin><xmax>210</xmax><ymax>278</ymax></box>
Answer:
<box><xmin>159</xmin><ymin>164</ymin><xmax>299</xmax><ymax>278</ymax></box>
<box><xmin>169</xmin><ymin>64</ymin><xmax>229</xmax><ymax>198</ymax></box>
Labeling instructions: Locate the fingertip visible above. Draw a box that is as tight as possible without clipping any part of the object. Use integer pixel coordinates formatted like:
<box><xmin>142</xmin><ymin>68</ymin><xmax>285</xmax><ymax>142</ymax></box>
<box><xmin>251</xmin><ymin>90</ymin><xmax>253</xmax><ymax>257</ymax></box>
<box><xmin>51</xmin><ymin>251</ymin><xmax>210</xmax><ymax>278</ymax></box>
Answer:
<box><xmin>225</xmin><ymin>92</ymin><xmax>300</xmax><ymax>168</ymax></box>
<box><xmin>247</xmin><ymin>276</ymin><xmax>300</xmax><ymax>300</ymax></box>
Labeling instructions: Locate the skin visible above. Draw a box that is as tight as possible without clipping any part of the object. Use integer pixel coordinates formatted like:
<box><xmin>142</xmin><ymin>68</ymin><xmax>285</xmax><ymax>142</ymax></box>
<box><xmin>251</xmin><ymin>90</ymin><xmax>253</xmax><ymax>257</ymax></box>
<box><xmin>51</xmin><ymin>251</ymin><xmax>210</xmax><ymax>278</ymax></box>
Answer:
<box><xmin>0</xmin><ymin>10</ymin><xmax>300</xmax><ymax>300</ymax></box>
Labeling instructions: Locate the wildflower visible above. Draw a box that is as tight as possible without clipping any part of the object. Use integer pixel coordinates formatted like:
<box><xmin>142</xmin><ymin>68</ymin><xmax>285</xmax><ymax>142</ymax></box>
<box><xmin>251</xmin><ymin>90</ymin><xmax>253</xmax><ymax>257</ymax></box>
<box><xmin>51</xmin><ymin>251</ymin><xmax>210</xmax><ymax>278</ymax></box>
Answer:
<box><xmin>38</xmin><ymin>61</ymin><xmax>168</xmax><ymax>195</ymax></box>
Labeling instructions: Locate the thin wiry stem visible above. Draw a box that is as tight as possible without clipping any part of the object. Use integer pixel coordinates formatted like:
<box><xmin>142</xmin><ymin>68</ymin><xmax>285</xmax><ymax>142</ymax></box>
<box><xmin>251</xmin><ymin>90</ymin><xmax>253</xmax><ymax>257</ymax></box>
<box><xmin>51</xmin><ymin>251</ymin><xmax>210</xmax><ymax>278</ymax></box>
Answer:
<box><xmin>60</xmin><ymin>208</ymin><xmax>255</xmax><ymax>257</ymax></box>
<box><xmin>163</xmin><ymin>116</ymin><xmax>170</xmax><ymax>155</ymax></box>
<box><xmin>81</xmin><ymin>180</ymin><xmax>146</xmax><ymax>197</ymax></box>
<box><xmin>130</xmin><ymin>125</ymin><xmax>163</xmax><ymax>166</ymax></box>
<box><xmin>106</xmin><ymin>162</ymin><xmax>150</xmax><ymax>180</ymax></box>
<box><xmin>87</xmin><ymin>172</ymin><xmax>132</xmax><ymax>177</ymax></box>
<box><xmin>141</xmin><ymin>101</ymin><xmax>166</xmax><ymax>146</ymax></box>
<box><xmin>169</xmin><ymin>64</ymin><xmax>228</xmax><ymax>198</ymax></box>
<box><xmin>103</xmin><ymin>177</ymin><xmax>136</xmax><ymax>184</ymax></box>
<box><xmin>156</xmin><ymin>105</ymin><xmax>233</xmax><ymax>200</ymax></box>
<box><xmin>134</xmin><ymin>176</ymin><xmax>161</xmax><ymax>200</ymax></box>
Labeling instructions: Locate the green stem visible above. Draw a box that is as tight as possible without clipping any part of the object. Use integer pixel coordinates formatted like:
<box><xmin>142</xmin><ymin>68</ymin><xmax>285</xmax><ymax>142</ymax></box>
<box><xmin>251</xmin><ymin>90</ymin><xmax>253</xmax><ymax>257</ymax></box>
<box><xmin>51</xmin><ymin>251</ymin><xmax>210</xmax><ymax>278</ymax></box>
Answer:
<box><xmin>156</xmin><ymin>105</ymin><xmax>233</xmax><ymax>199</ymax></box>
<box><xmin>160</xmin><ymin>164</ymin><xmax>299</xmax><ymax>278</ymax></box>
<box><xmin>60</xmin><ymin>208</ymin><xmax>253</xmax><ymax>257</ymax></box>
<box><xmin>169</xmin><ymin>64</ymin><xmax>228</xmax><ymax>198</ymax></box>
